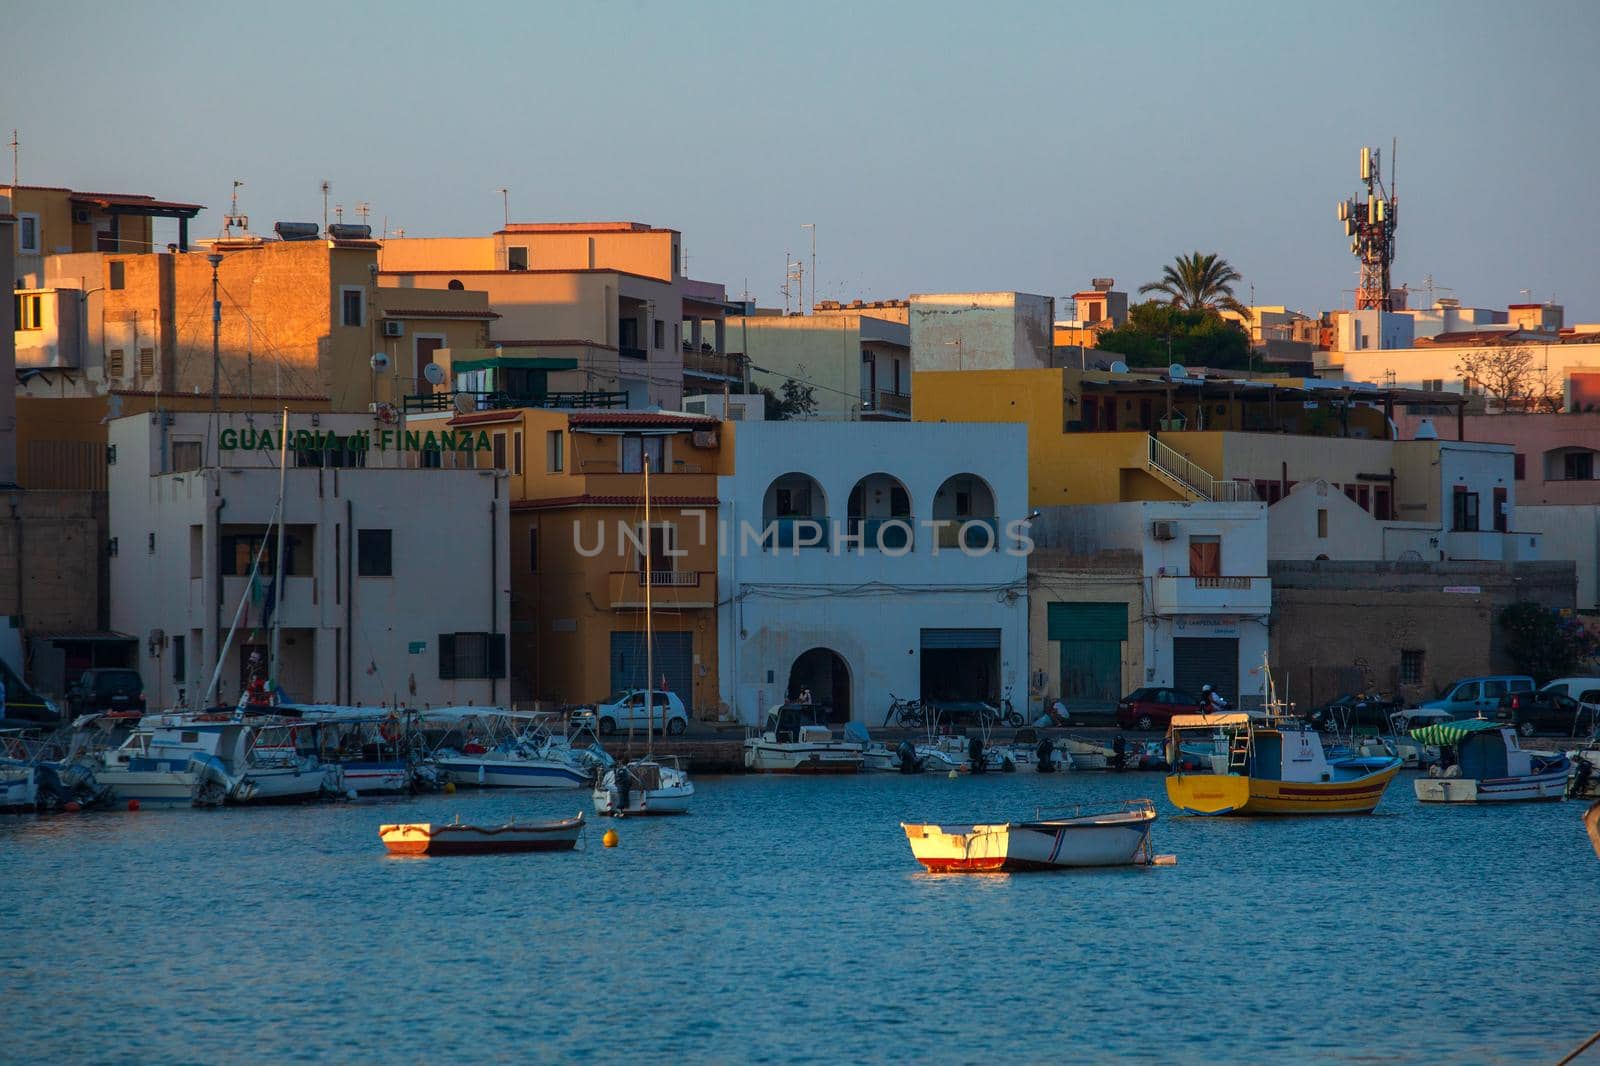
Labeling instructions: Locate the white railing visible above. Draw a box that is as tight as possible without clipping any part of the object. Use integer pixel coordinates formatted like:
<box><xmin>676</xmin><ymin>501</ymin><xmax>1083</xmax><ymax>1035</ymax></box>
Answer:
<box><xmin>1146</xmin><ymin>435</ymin><xmax>1257</xmax><ymax>503</ymax></box>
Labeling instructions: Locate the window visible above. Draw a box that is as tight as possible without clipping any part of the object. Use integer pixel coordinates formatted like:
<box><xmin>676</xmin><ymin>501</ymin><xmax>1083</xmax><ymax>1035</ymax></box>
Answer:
<box><xmin>14</xmin><ymin>294</ymin><xmax>42</xmax><ymax>331</ymax></box>
<box><xmin>653</xmin><ymin>319</ymin><xmax>666</xmax><ymax>350</ymax></box>
<box><xmin>636</xmin><ymin>524</ymin><xmax>676</xmax><ymax>573</ymax></box>
<box><xmin>1374</xmin><ymin>486</ymin><xmax>1392</xmax><ymax>521</ymax></box>
<box><xmin>492</xmin><ymin>433</ymin><xmax>507</xmax><ymax>470</ymax></box>
<box><xmin>513</xmin><ymin>430</ymin><xmax>523</xmax><ymax>476</ymax></box>
<box><xmin>109</xmin><ymin>261</ymin><xmax>126</xmax><ymax>290</ymax></box>
<box><xmin>139</xmin><ymin>348</ymin><xmax>155</xmax><ymax>379</ymax></box>
<box><xmin>547</xmin><ymin>430</ymin><xmax>565</xmax><ymax>472</ymax></box>
<box><xmin>357</xmin><ymin>529</ymin><xmax>393</xmax><ymax>577</ymax></box>
<box><xmin>170</xmin><ymin>440</ymin><xmax>202</xmax><ymax>472</ymax></box>
<box><xmin>1493</xmin><ymin>487</ymin><xmax>1508</xmax><ymax>533</ymax></box>
<box><xmin>18</xmin><ymin>213</ymin><xmax>40</xmax><ymax>254</ymax></box>
<box><xmin>1483</xmin><ymin>679</ymin><xmax>1508</xmax><ymax>702</ymax></box>
<box><xmin>438</xmin><ymin>632</ymin><xmax>505</xmax><ymax>680</ymax></box>
<box><xmin>340</xmin><ymin>287</ymin><xmax>364</xmax><ymax>327</ymax></box>
<box><xmin>1316</xmin><ymin>509</ymin><xmax>1328</xmax><ymax>539</ymax></box>
<box><xmin>507</xmin><ymin>245</ymin><xmax>528</xmax><ymax>271</ymax></box>
<box><xmin>1514</xmin><ymin>453</ymin><xmax>1526</xmax><ymax>481</ymax></box>
<box><xmin>107</xmin><ymin>349</ymin><xmax>125</xmax><ymax>378</ymax></box>
<box><xmin>1449</xmin><ymin>682</ymin><xmax>1478</xmax><ymax>704</ymax></box>
<box><xmin>1451</xmin><ymin>487</ymin><xmax>1479</xmax><ymax>532</ymax></box>
<box><xmin>172</xmin><ymin>634</ymin><xmax>186</xmax><ymax>684</ymax></box>
<box><xmin>447</xmin><ymin>279</ymin><xmax>465</xmax><ymax>291</ymax></box>
<box><xmin>529</xmin><ymin>528</ymin><xmax>538</xmax><ymax>571</ymax></box>
<box><xmin>1563</xmin><ymin>451</ymin><xmax>1594</xmax><ymax>481</ymax></box>
<box><xmin>621</xmin><ymin>435</ymin><xmax>664</xmax><ymax>473</ymax></box>
<box><xmin>1399</xmin><ymin>649</ymin><xmax>1423</xmax><ymax>686</ymax></box>
<box><xmin>1422</xmin><ymin>378</ymin><xmax>1443</xmax><ymax>392</ymax></box>
<box><xmin>1188</xmin><ymin>534</ymin><xmax>1221</xmax><ymax>577</ymax></box>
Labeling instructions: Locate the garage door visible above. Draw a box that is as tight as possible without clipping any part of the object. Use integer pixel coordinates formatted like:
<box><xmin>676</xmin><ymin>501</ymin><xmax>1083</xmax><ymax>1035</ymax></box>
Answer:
<box><xmin>920</xmin><ymin>628</ymin><xmax>1001</xmax><ymax>649</ymax></box>
<box><xmin>1049</xmin><ymin>603</ymin><xmax>1128</xmax><ymax>709</ymax></box>
<box><xmin>1173</xmin><ymin>637</ymin><xmax>1239</xmax><ymax>704</ymax></box>
<box><xmin>610</xmin><ymin>631</ymin><xmax>693</xmax><ymax>705</ymax></box>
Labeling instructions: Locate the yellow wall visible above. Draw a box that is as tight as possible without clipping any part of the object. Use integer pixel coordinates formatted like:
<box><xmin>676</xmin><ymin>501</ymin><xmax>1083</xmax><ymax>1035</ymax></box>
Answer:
<box><xmin>3</xmin><ymin>187</ymin><xmax>156</xmax><ymax>256</ymax></box>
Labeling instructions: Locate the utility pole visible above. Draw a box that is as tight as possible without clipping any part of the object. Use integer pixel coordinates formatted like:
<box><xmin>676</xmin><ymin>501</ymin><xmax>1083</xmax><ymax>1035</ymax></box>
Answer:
<box><xmin>8</xmin><ymin>130</ymin><xmax>17</xmax><ymax>186</ymax></box>
<box><xmin>320</xmin><ymin>180</ymin><xmax>331</xmax><ymax>236</ymax></box>
<box><xmin>498</xmin><ymin>187</ymin><xmax>509</xmax><ymax>228</ymax></box>
<box><xmin>208</xmin><ymin>253</ymin><xmax>224</xmax><ymax>460</ymax></box>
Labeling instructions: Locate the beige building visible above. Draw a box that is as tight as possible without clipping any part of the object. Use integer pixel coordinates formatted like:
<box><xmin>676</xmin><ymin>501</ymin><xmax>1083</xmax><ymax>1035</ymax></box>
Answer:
<box><xmin>910</xmin><ymin>292</ymin><xmax>1055</xmax><ymax>372</ymax></box>
<box><xmin>379</xmin><ymin>222</ymin><xmax>735</xmax><ymax>409</ymax></box>
<box><xmin>726</xmin><ymin>307</ymin><xmax>911</xmax><ymax>420</ymax></box>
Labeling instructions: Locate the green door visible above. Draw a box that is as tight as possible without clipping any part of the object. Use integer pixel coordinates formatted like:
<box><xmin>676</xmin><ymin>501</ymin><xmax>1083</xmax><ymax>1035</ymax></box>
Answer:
<box><xmin>1048</xmin><ymin>603</ymin><xmax>1128</xmax><ymax>710</ymax></box>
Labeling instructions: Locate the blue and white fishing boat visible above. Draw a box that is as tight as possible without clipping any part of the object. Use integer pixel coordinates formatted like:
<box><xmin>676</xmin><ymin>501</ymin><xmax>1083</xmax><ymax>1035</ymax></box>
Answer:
<box><xmin>1411</xmin><ymin>718</ymin><xmax>1570</xmax><ymax>803</ymax></box>
<box><xmin>71</xmin><ymin>715</ymin><xmax>256</xmax><ymax>807</ymax></box>
<box><xmin>427</xmin><ymin>709</ymin><xmax>594</xmax><ymax>789</ymax></box>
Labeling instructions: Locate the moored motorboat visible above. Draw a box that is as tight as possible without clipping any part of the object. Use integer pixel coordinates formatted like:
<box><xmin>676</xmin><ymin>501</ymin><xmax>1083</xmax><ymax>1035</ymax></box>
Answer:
<box><xmin>902</xmin><ymin>801</ymin><xmax>1158</xmax><ymax>871</ymax></box>
<box><xmin>379</xmin><ymin>812</ymin><xmax>586</xmax><ymax>856</ymax></box>
<box><xmin>1411</xmin><ymin>718</ymin><xmax>1569</xmax><ymax>803</ymax></box>
<box><xmin>593</xmin><ymin>756</ymin><xmax>694</xmax><ymax>816</ymax></box>
<box><xmin>427</xmin><ymin>709</ymin><xmax>593</xmax><ymax>789</ymax></box>
<box><xmin>744</xmin><ymin>704</ymin><xmax>863</xmax><ymax>773</ymax></box>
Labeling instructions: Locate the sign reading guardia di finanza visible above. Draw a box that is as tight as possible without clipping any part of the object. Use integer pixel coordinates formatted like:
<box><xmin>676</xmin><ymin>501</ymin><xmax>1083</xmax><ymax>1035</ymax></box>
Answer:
<box><xmin>218</xmin><ymin>427</ymin><xmax>494</xmax><ymax>454</ymax></box>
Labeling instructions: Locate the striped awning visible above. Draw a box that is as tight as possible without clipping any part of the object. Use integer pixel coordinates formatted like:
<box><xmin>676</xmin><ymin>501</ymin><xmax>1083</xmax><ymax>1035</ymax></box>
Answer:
<box><xmin>1411</xmin><ymin>718</ymin><xmax>1502</xmax><ymax>746</ymax></box>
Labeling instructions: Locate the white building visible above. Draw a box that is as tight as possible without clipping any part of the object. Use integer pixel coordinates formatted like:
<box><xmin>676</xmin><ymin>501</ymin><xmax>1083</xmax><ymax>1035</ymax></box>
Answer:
<box><xmin>109</xmin><ymin>411</ymin><xmax>510</xmax><ymax>709</ymax></box>
<box><xmin>1032</xmin><ymin>502</ymin><xmax>1272</xmax><ymax>709</ymax></box>
<box><xmin>716</xmin><ymin>422</ymin><xmax>1029</xmax><ymax>724</ymax></box>
<box><xmin>910</xmin><ymin>292</ymin><xmax>1055</xmax><ymax>372</ymax></box>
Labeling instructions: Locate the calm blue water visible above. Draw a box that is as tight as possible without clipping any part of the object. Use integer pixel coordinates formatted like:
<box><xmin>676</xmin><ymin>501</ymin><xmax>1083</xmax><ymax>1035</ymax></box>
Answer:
<box><xmin>3</xmin><ymin>770</ymin><xmax>1595</xmax><ymax>1064</ymax></box>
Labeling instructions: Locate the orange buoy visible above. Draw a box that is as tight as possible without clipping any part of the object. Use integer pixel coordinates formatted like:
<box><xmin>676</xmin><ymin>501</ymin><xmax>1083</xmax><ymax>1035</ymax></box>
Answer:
<box><xmin>127</xmin><ymin>799</ymin><xmax>141</xmax><ymax>812</ymax></box>
<box><xmin>64</xmin><ymin>801</ymin><xmax>81</xmax><ymax>813</ymax></box>
<box><xmin>602</xmin><ymin>828</ymin><xmax>619</xmax><ymax>848</ymax></box>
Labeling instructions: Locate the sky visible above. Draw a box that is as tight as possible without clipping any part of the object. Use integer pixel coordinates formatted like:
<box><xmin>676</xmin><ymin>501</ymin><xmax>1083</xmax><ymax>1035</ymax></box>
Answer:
<box><xmin>8</xmin><ymin>0</ymin><xmax>1600</xmax><ymax>320</ymax></box>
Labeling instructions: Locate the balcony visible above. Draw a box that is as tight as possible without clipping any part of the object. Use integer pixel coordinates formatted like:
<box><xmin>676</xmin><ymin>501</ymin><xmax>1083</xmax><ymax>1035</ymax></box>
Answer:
<box><xmin>217</xmin><ymin>575</ymin><xmax>319</xmax><ymax>627</ymax></box>
<box><xmin>936</xmin><ymin>517</ymin><xmax>999</xmax><ymax>550</ymax></box>
<box><xmin>768</xmin><ymin>517</ymin><xmax>829</xmax><ymax>549</ymax></box>
<box><xmin>402</xmin><ymin>390</ymin><xmax>628</xmax><ymax>414</ymax></box>
<box><xmin>860</xmin><ymin>387</ymin><xmax>911</xmax><ymax>419</ymax></box>
<box><xmin>619</xmin><ymin>345</ymin><xmax>648</xmax><ymax>361</ymax></box>
<box><xmin>845</xmin><ymin>516</ymin><xmax>915</xmax><ymax>551</ymax></box>
<box><xmin>1152</xmin><ymin>574</ymin><xmax>1271</xmax><ymax>616</ymax></box>
<box><xmin>682</xmin><ymin>349</ymin><xmax>746</xmax><ymax>382</ymax></box>
<box><xmin>608</xmin><ymin>570</ymin><xmax>715</xmax><ymax>609</ymax></box>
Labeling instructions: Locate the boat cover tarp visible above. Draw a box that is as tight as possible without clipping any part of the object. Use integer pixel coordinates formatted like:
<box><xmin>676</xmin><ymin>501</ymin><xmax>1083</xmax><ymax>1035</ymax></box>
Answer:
<box><xmin>1410</xmin><ymin>718</ymin><xmax>1502</xmax><ymax>746</ymax></box>
<box><xmin>1169</xmin><ymin>713</ymin><xmax>1250</xmax><ymax>729</ymax></box>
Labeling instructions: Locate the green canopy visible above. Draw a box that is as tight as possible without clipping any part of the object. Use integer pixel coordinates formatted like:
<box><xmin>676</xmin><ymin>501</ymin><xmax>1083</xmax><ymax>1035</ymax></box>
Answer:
<box><xmin>1410</xmin><ymin>718</ymin><xmax>1503</xmax><ymax>746</ymax></box>
<box><xmin>451</xmin><ymin>356</ymin><xmax>578</xmax><ymax>373</ymax></box>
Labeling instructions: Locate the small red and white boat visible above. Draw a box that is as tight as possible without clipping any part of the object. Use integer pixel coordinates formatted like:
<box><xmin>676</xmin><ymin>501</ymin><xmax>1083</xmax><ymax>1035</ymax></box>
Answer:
<box><xmin>379</xmin><ymin>812</ymin><xmax>585</xmax><ymax>856</ymax></box>
<box><xmin>902</xmin><ymin>801</ymin><xmax>1158</xmax><ymax>872</ymax></box>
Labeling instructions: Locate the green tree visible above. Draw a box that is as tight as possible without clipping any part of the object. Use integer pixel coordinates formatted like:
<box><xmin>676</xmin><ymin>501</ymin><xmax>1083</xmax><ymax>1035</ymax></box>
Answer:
<box><xmin>758</xmin><ymin>378</ymin><xmax>818</xmax><ymax>420</ymax></box>
<box><xmin>1094</xmin><ymin>300</ymin><xmax>1252</xmax><ymax>370</ymax></box>
<box><xmin>1499</xmin><ymin>602</ymin><xmax>1600</xmax><ymax>683</ymax></box>
<box><xmin>1139</xmin><ymin>251</ymin><xmax>1252</xmax><ymax>318</ymax></box>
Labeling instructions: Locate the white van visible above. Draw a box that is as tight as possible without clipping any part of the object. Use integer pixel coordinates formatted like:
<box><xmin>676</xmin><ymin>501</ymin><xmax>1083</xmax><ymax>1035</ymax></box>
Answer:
<box><xmin>1538</xmin><ymin>677</ymin><xmax>1600</xmax><ymax>705</ymax></box>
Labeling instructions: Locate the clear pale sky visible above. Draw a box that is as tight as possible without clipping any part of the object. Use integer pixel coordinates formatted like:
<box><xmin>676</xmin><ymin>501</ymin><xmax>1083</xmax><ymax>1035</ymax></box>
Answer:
<box><xmin>8</xmin><ymin>0</ymin><xmax>1599</xmax><ymax>320</ymax></box>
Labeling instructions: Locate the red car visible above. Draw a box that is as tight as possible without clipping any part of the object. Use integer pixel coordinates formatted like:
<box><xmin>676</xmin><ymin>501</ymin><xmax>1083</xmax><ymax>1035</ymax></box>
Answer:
<box><xmin>1115</xmin><ymin>687</ymin><xmax>1201</xmax><ymax>731</ymax></box>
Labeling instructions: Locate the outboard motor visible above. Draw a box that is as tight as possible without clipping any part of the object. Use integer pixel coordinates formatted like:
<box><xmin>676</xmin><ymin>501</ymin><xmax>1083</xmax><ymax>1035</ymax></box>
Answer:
<box><xmin>1113</xmin><ymin>734</ymin><xmax>1128</xmax><ymax>773</ymax></box>
<box><xmin>1036</xmin><ymin>736</ymin><xmax>1056</xmax><ymax>773</ymax></box>
<box><xmin>968</xmin><ymin>735</ymin><xmax>986</xmax><ymax>774</ymax></box>
<box><xmin>896</xmin><ymin>739</ymin><xmax>920</xmax><ymax>773</ymax></box>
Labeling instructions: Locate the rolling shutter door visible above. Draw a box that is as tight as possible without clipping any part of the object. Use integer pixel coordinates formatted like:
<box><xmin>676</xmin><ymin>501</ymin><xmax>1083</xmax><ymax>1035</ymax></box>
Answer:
<box><xmin>1173</xmin><ymin>637</ymin><xmax>1239</xmax><ymax>704</ymax></box>
<box><xmin>919</xmin><ymin>628</ymin><xmax>1001</xmax><ymax>649</ymax></box>
<box><xmin>1047</xmin><ymin>602</ymin><xmax>1128</xmax><ymax>641</ymax></box>
<box><xmin>610</xmin><ymin>631</ymin><xmax>693</xmax><ymax>703</ymax></box>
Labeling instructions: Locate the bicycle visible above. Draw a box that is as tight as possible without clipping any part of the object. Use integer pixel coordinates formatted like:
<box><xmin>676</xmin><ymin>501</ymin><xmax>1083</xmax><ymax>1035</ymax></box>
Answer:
<box><xmin>886</xmin><ymin>694</ymin><xmax>925</xmax><ymax>728</ymax></box>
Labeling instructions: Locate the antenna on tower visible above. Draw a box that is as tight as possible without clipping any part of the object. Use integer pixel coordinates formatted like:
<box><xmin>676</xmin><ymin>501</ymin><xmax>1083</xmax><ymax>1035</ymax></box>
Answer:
<box><xmin>1335</xmin><ymin>141</ymin><xmax>1398</xmax><ymax>311</ymax></box>
<box><xmin>223</xmin><ymin>180</ymin><xmax>248</xmax><ymax>236</ymax></box>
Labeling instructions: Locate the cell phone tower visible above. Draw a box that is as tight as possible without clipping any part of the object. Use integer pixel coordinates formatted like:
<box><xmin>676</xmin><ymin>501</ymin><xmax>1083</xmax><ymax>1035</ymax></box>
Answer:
<box><xmin>1337</xmin><ymin>142</ymin><xmax>1398</xmax><ymax>311</ymax></box>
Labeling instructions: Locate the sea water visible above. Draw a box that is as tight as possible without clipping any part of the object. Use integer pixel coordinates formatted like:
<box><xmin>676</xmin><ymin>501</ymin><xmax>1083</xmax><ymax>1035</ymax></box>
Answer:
<box><xmin>3</xmin><ymin>771</ymin><xmax>1594</xmax><ymax>1063</ymax></box>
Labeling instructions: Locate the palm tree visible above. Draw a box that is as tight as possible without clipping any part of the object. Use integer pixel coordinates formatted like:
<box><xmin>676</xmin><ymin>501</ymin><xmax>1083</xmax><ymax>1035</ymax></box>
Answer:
<box><xmin>1139</xmin><ymin>252</ymin><xmax>1252</xmax><ymax>319</ymax></box>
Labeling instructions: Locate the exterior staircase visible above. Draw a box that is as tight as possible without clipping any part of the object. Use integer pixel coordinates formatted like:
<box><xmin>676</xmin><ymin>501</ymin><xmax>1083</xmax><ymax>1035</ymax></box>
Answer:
<box><xmin>1145</xmin><ymin>435</ymin><xmax>1257</xmax><ymax>503</ymax></box>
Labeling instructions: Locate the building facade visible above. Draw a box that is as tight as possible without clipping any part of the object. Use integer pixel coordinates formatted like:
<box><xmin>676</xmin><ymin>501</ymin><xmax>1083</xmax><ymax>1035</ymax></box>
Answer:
<box><xmin>910</xmin><ymin>292</ymin><xmax>1054</xmax><ymax>372</ymax></box>
<box><xmin>108</xmin><ymin>411</ymin><xmax>510</xmax><ymax>709</ymax></box>
<box><xmin>716</xmin><ymin>421</ymin><xmax>1029</xmax><ymax>724</ymax></box>
<box><xmin>726</xmin><ymin>309</ymin><xmax>911</xmax><ymax>420</ymax></box>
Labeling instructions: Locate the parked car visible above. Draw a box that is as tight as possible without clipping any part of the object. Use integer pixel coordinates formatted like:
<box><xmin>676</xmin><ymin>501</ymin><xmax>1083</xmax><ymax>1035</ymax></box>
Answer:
<box><xmin>1393</xmin><ymin>706</ymin><xmax>1453</xmax><ymax>734</ymax></box>
<box><xmin>1496</xmin><ymin>688</ymin><xmax>1600</xmax><ymax>738</ymax></box>
<box><xmin>1306</xmin><ymin>692</ymin><xmax>1406</xmax><ymax>734</ymax></box>
<box><xmin>571</xmin><ymin>689</ymin><xmax>689</xmax><ymax>736</ymax></box>
<box><xmin>1115</xmin><ymin>687</ymin><xmax>1200</xmax><ymax>731</ymax></box>
<box><xmin>1418</xmin><ymin>675</ymin><xmax>1535</xmax><ymax>719</ymax></box>
<box><xmin>65</xmin><ymin>668</ymin><xmax>146</xmax><ymax>718</ymax></box>
<box><xmin>1535</xmin><ymin>677</ymin><xmax>1600</xmax><ymax>705</ymax></box>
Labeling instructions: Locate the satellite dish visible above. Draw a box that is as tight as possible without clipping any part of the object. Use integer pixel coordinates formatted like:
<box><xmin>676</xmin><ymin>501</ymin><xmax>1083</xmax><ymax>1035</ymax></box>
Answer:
<box><xmin>1109</xmin><ymin>360</ymin><xmax>1128</xmax><ymax>374</ymax></box>
<box><xmin>1168</xmin><ymin>363</ymin><xmax>1187</xmax><ymax>379</ymax></box>
<box><xmin>370</xmin><ymin>352</ymin><xmax>391</xmax><ymax>373</ymax></box>
<box><xmin>453</xmin><ymin>393</ymin><xmax>476</xmax><ymax>415</ymax></box>
<box><xmin>423</xmin><ymin>362</ymin><xmax>446</xmax><ymax>386</ymax></box>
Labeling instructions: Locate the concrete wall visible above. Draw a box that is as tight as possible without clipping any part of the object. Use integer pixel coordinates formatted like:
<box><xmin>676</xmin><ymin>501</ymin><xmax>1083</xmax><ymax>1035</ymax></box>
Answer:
<box><xmin>1519</xmin><ymin>505</ymin><xmax>1600</xmax><ymax>609</ymax></box>
<box><xmin>717</xmin><ymin>421</ymin><xmax>1029</xmax><ymax>723</ymax></box>
<box><xmin>0</xmin><ymin>489</ymin><xmax>105</xmax><ymax>633</ymax></box>
<box><xmin>728</xmin><ymin>313</ymin><xmax>910</xmax><ymax>420</ymax></box>
<box><xmin>910</xmin><ymin>292</ymin><xmax>1054</xmax><ymax>372</ymax></box>
<box><xmin>1269</xmin><ymin>560</ymin><xmax>1575</xmax><ymax>706</ymax></box>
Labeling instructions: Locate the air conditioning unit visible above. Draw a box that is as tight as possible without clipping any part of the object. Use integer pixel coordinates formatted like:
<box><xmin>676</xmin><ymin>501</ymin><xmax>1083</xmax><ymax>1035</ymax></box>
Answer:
<box><xmin>74</xmin><ymin>208</ymin><xmax>92</xmax><ymax>224</ymax></box>
<box><xmin>1152</xmin><ymin>521</ymin><xmax>1176</xmax><ymax>541</ymax></box>
<box><xmin>382</xmin><ymin>320</ymin><xmax>404</xmax><ymax>338</ymax></box>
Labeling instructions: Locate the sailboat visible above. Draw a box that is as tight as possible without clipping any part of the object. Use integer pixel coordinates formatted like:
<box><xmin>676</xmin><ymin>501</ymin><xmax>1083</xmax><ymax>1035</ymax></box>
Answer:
<box><xmin>593</xmin><ymin>459</ymin><xmax>694</xmax><ymax>816</ymax></box>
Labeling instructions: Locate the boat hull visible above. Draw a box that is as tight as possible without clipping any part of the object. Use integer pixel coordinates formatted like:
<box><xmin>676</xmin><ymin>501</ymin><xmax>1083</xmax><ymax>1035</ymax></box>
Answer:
<box><xmin>743</xmin><ymin>743</ymin><xmax>862</xmax><ymax>774</ymax></box>
<box><xmin>436</xmin><ymin>758</ymin><xmax>590</xmax><ymax>789</ymax></box>
<box><xmin>339</xmin><ymin>761</ymin><xmax>412</xmax><ymax>796</ymax></box>
<box><xmin>1</xmin><ymin>769</ymin><xmax>38</xmax><ymax>813</ymax></box>
<box><xmin>1414</xmin><ymin>768</ymin><xmax>1568</xmax><ymax>803</ymax></box>
<box><xmin>241</xmin><ymin>765</ymin><xmax>333</xmax><ymax>803</ymax></box>
<box><xmin>902</xmin><ymin>811</ymin><xmax>1155</xmax><ymax>871</ymax></box>
<box><xmin>592</xmin><ymin>783</ymin><xmax>695</xmax><ymax>816</ymax></box>
<box><xmin>1167</xmin><ymin>763</ymin><xmax>1400</xmax><ymax>816</ymax></box>
<box><xmin>379</xmin><ymin>816</ymin><xmax>584</xmax><ymax>856</ymax></box>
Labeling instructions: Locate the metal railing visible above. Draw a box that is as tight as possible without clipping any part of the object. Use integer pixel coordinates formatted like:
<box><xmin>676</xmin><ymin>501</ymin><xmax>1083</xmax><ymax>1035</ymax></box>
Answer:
<box><xmin>1193</xmin><ymin>576</ymin><xmax>1254</xmax><ymax>590</ymax></box>
<box><xmin>402</xmin><ymin>390</ymin><xmax>629</xmax><ymax>414</ymax></box>
<box><xmin>1146</xmin><ymin>435</ymin><xmax>1258</xmax><ymax>502</ymax></box>
<box><xmin>860</xmin><ymin>387</ymin><xmax>911</xmax><ymax>417</ymax></box>
<box><xmin>682</xmin><ymin>350</ymin><xmax>746</xmax><ymax>380</ymax></box>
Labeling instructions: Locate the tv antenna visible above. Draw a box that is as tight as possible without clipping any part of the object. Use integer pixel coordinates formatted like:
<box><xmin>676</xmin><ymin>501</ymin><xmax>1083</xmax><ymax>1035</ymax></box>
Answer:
<box><xmin>497</xmin><ymin>187</ymin><xmax>509</xmax><ymax>228</ymax></box>
<box><xmin>223</xmin><ymin>180</ymin><xmax>248</xmax><ymax>236</ymax></box>
<box><xmin>356</xmin><ymin>201</ymin><xmax>371</xmax><ymax>228</ymax></box>
<box><xmin>8</xmin><ymin>129</ymin><xmax>17</xmax><ymax>186</ymax></box>
<box><xmin>320</xmin><ymin>180</ymin><xmax>331</xmax><ymax>235</ymax></box>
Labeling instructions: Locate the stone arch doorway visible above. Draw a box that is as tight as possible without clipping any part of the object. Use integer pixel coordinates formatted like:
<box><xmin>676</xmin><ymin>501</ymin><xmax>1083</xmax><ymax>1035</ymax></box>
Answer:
<box><xmin>787</xmin><ymin>647</ymin><xmax>852</xmax><ymax>724</ymax></box>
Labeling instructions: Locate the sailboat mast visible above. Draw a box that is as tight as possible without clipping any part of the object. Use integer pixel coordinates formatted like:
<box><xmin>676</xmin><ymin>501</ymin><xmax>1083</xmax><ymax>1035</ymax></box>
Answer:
<box><xmin>644</xmin><ymin>459</ymin><xmax>653</xmax><ymax>759</ymax></box>
<box><xmin>269</xmin><ymin>408</ymin><xmax>289</xmax><ymax>693</ymax></box>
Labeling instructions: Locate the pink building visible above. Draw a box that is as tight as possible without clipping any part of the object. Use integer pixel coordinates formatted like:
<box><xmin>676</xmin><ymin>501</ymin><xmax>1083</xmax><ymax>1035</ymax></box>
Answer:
<box><xmin>1395</xmin><ymin>410</ymin><xmax>1600</xmax><ymax>506</ymax></box>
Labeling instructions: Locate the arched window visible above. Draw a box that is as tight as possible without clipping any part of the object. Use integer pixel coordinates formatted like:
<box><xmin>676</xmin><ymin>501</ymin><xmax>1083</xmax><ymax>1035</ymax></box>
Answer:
<box><xmin>447</xmin><ymin>279</ymin><xmax>465</xmax><ymax>291</ymax></box>
<box><xmin>932</xmin><ymin>473</ymin><xmax>998</xmax><ymax>550</ymax></box>
<box><xmin>847</xmin><ymin>473</ymin><xmax>913</xmax><ymax>551</ymax></box>
<box><xmin>762</xmin><ymin>473</ymin><xmax>827</xmax><ymax>549</ymax></box>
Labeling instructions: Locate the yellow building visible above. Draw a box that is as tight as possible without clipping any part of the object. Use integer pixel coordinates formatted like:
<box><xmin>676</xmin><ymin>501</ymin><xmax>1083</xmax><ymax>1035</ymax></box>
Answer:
<box><xmin>914</xmin><ymin>366</ymin><xmax>1461</xmax><ymax>512</ymax></box>
<box><xmin>3</xmin><ymin>182</ymin><xmax>203</xmax><ymax>264</ymax></box>
<box><xmin>406</xmin><ymin>404</ymin><xmax>734</xmax><ymax>712</ymax></box>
